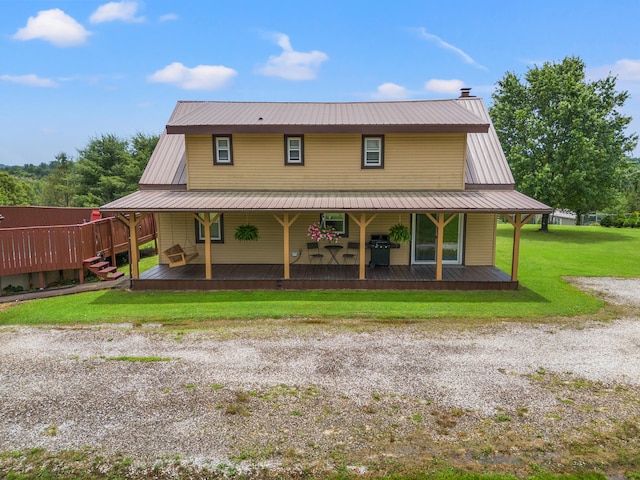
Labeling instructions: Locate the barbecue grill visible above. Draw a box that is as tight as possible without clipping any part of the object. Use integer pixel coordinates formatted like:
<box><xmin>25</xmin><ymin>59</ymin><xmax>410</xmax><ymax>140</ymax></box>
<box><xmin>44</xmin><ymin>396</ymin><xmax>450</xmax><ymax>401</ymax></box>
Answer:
<box><xmin>367</xmin><ymin>234</ymin><xmax>400</xmax><ymax>268</ymax></box>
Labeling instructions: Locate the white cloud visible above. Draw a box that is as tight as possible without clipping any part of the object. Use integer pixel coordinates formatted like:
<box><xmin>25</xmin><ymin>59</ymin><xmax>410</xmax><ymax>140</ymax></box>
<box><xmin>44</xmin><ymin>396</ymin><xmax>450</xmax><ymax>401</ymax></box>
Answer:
<box><xmin>13</xmin><ymin>9</ymin><xmax>91</xmax><ymax>47</ymax></box>
<box><xmin>90</xmin><ymin>1</ymin><xmax>144</xmax><ymax>24</ymax></box>
<box><xmin>148</xmin><ymin>62</ymin><xmax>237</xmax><ymax>90</ymax></box>
<box><xmin>424</xmin><ymin>79</ymin><xmax>465</xmax><ymax>94</ymax></box>
<box><xmin>0</xmin><ymin>74</ymin><xmax>58</xmax><ymax>87</ymax></box>
<box><xmin>416</xmin><ymin>27</ymin><xmax>486</xmax><ymax>71</ymax></box>
<box><xmin>372</xmin><ymin>82</ymin><xmax>410</xmax><ymax>100</ymax></box>
<box><xmin>159</xmin><ymin>13</ymin><xmax>179</xmax><ymax>22</ymax></box>
<box><xmin>257</xmin><ymin>33</ymin><xmax>328</xmax><ymax>80</ymax></box>
<box><xmin>589</xmin><ymin>59</ymin><xmax>640</xmax><ymax>82</ymax></box>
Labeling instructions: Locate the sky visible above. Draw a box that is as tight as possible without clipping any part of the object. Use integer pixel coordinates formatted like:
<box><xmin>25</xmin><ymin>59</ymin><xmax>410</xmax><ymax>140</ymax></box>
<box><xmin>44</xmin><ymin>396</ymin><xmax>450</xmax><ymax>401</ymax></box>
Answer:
<box><xmin>1</xmin><ymin>0</ymin><xmax>640</xmax><ymax>166</ymax></box>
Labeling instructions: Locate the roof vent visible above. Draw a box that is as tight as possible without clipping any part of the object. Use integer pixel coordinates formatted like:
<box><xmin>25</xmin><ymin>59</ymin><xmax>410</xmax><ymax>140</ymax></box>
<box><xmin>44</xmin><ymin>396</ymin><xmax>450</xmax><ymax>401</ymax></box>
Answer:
<box><xmin>459</xmin><ymin>88</ymin><xmax>473</xmax><ymax>98</ymax></box>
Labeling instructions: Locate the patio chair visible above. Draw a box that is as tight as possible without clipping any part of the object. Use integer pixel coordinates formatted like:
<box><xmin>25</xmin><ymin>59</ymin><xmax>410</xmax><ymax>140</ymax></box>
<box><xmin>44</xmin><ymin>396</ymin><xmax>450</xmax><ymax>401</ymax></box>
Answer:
<box><xmin>342</xmin><ymin>242</ymin><xmax>360</xmax><ymax>264</ymax></box>
<box><xmin>306</xmin><ymin>242</ymin><xmax>324</xmax><ymax>264</ymax></box>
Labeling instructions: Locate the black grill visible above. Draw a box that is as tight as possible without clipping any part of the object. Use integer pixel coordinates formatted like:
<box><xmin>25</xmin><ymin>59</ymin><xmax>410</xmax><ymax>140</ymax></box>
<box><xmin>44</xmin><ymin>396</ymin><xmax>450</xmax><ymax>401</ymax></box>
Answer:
<box><xmin>367</xmin><ymin>234</ymin><xmax>399</xmax><ymax>267</ymax></box>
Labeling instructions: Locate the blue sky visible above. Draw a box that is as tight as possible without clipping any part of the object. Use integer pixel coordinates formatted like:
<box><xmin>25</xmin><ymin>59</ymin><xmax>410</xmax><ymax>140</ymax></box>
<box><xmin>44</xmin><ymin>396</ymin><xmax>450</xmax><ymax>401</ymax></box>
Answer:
<box><xmin>2</xmin><ymin>0</ymin><xmax>640</xmax><ymax>166</ymax></box>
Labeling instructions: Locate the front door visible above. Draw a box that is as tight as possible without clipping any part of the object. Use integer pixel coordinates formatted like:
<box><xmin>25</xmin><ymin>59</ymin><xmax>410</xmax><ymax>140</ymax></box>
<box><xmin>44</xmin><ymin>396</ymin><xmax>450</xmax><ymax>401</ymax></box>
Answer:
<box><xmin>411</xmin><ymin>213</ymin><xmax>463</xmax><ymax>264</ymax></box>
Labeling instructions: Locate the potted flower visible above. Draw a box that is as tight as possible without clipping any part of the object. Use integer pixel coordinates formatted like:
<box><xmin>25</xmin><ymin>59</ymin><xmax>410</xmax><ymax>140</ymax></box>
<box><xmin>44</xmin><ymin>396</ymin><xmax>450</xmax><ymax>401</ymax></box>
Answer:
<box><xmin>307</xmin><ymin>222</ymin><xmax>341</xmax><ymax>244</ymax></box>
<box><xmin>235</xmin><ymin>224</ymin><xmax>260</xmax><ymax>241</ymax></box>
<box><xmin>388</xmin><ymin>223</ymin><xmax>410</xmax><ymax>243</ymax></box>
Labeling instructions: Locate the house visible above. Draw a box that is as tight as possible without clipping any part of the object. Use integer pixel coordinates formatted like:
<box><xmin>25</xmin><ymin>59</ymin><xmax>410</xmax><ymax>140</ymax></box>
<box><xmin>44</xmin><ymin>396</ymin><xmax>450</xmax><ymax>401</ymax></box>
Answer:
<box><xmin>101</xmin><ymin>89</ymin><xmax>551</xmax><ymax>290</ymax></box>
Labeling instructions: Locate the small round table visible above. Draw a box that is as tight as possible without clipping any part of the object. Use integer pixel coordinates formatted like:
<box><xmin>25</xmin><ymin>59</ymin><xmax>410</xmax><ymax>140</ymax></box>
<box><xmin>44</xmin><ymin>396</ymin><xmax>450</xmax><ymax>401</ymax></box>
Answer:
<box><xmin>324</xmin><ymin>244</ymin><xmax>343</xmax><ymax>264</ymax></box>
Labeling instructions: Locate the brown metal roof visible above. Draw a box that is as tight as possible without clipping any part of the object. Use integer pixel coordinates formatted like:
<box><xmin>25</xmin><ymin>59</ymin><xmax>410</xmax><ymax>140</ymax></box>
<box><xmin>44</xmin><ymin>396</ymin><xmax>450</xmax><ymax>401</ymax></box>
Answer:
<box><xmin>166</xmin><ymin>100</ymin><xmax>490</xmax><ymax>135</ymax></box>
<box><xmin>456</xmin><ymin>97</ymin><xmax>515</xmax><ymax>188</ymax></box>
<box><xmin>102</xmin><ymin>189</ymin><xmax>551</xmax><ymax>214</ymax></box>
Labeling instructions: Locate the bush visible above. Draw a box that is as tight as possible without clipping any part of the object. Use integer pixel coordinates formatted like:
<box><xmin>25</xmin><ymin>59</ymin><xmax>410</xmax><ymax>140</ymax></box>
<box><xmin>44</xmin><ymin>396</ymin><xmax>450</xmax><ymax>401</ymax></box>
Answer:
<box><xmin>613</xmin><ymin>214</ymin><xmax>627</xmax><ymax>228</ymax></box>
<box><xmin>599</xmin><ymin>216</ymin><xmax>614</xmax><ymax>227</ymax></box>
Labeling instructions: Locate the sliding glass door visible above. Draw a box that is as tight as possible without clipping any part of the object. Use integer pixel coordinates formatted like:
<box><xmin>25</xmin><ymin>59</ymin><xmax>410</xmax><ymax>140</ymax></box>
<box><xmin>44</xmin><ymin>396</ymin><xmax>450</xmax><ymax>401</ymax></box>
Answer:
<box><xmin>411</xmin><ymin>214</ymin><xmax>463</xmax><ymax>264</ymax></box>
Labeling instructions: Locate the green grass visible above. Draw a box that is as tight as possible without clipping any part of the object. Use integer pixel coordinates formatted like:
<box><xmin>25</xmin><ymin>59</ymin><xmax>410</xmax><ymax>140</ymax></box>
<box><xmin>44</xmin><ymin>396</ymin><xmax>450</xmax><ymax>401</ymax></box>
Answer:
<box><xmin>1</xmin><ymin>225</ymin><xmax>638</xmax><ymax>326</ymax></box>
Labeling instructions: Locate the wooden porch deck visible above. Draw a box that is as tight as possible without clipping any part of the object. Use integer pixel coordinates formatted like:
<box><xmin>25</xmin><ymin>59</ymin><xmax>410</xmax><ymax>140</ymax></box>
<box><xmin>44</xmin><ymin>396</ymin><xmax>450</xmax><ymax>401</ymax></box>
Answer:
<box><xmin>135</xmin><ymin>263</ymin><xmax>516</xmax><ymax>290</ymax></box>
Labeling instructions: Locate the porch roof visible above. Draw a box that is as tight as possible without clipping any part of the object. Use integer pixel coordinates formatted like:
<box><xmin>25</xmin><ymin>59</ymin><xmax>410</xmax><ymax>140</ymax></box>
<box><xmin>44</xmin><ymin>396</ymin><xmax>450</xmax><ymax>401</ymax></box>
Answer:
<box><xmin>101</xmin><ymin>189</ymin><xmax>552</xmax><ymax>214</ymax></box>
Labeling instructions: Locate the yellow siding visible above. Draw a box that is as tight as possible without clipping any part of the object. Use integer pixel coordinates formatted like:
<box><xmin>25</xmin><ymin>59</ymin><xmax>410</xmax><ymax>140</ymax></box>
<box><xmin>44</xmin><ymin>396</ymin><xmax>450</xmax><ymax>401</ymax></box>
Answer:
<box><xmin>464</xmin><ymin>214</ymin><xmax>496</xmax><ymax>266</ymax></box>
<box><xmin>157</xmin><ymin>212</ymin><xmax>412</xmax><ymax>265</ymax></box>
<box><xmin>186</xmin><ymin>133</ymin><xmax>466</xmax><ymax>191</ymax></box>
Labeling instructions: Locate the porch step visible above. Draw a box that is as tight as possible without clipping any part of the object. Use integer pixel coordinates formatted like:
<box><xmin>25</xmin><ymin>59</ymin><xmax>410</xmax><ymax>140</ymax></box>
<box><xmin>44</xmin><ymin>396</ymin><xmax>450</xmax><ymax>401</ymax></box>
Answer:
<box><xmin>83</xmin><ymin>256</ymin><xmax>123</xmax><ymax>281</ymax></box>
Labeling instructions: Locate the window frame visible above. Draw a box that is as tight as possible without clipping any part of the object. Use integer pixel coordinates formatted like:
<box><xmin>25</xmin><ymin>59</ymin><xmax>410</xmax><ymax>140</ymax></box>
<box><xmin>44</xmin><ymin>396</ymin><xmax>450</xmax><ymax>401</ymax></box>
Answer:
<box><xmin>320</xmin><ymin>212</ymin><xmax>349</xmax><ymax>236</ymax></box>
<box><xmin>213</xmin><ymin>135</ymin><xmax>233</xmax><ymax>165</ymax></box>
<box><xmin>194</xmin><ymin>214</ymin><xmax>224</xmax><ymax>243</ymax></box>
<box><xmin>284</xmin><ymin>135</ymin><xmax>304</xmax><ymax>165</ymax></box>
<box><xmin>362</xmin><ymin>135</ymin><xmax>384</xmax><ymax>169</ymax></box>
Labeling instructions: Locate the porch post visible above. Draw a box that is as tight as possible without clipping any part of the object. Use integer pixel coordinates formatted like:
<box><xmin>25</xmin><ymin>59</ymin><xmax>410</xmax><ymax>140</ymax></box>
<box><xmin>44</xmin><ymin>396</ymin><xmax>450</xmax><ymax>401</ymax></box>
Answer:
<box><xmin>116</xmin><ymin>212</ymin><xmax>148</xmax><ymax>280</ymax></box>
<box><xmin>348</xmin><ymin>213</ymin><xmax>377</xmax><ymax>280</ymax></box>
<box><xmin>502</xmin><ymin>213</ymin><xmax>534</xmax><ymax>282</ymax></box>
<box><xmin>193</xmin><ymin>213</ymin><xmax>220</xmax><ymax>280</ymax></box>
<box><xmin>273</xmin><ymin>213</ymin><xmax>300</xmax><ymax>280</ymax></box>
<box><xmin>425</xmin><ymin>213</ymin><xmax>457</xmax><ymax>281</ymax></box>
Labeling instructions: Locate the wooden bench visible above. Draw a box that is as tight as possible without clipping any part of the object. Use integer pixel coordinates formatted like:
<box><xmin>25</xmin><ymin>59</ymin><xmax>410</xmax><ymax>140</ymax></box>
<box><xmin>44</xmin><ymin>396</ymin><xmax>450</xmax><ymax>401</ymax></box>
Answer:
<box><xmin>163</xmin><ymin>244</ymin><xmax>198</xmax><ymax>268</ymax></box>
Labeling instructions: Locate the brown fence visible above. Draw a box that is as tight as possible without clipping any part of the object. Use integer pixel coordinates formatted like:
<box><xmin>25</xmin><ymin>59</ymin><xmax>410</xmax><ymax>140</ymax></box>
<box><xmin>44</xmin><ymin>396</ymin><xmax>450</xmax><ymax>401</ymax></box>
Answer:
<box><xmin>0</xmin><ymin>206</ymin><xmax>97</xmax><ymax>228</ymax></box>
<box><xmin>0</xmin><ymin>215</ymin><xmax>156</xmax><ymax>277</ymax></box>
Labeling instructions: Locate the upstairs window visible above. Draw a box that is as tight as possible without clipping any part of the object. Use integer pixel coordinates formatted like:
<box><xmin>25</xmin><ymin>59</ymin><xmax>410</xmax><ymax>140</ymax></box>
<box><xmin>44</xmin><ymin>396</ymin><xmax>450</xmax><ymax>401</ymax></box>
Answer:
<box><xmin>362</xmin><ymin>135</ymin><xmax>384</xmax><ymax>168</ymax></box>
<box><xmin>285</xmin><ymin>135</ymin><xmax>304</xmax><ymax>165</ymax></box>
<box><xmin>194</xmin><ymin>214</ymin><xmax>224</xmax><ymax>243</ymax></box>
<box><xmin>213</xmin><ymin>135</ymin><xmax>233</xmax><ymax>165</ymax></box>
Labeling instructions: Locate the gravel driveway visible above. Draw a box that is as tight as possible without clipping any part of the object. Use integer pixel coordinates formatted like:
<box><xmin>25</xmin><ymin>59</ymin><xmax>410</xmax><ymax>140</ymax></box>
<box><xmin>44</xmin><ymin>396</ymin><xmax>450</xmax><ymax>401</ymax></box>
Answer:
<box><xmin>1</xmin><ymin>277</ymin><xmax>639</xmax><ymax>475</ymax></box>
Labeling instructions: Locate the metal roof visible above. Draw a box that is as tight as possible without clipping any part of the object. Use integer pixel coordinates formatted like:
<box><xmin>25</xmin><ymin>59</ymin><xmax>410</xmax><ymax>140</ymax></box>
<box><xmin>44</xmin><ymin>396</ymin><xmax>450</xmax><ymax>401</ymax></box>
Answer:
<box><xmin>138</xmin><ymin>97</ymin><xmax>515</xmax><ymax>190</ymax></box>
<box><xmin>456</xmin><ymin>97</ymin><xmax>515</xmax><ymax>188</ymax></box>
<box><xmin>102</xmin><ymin>189</ymin><xmax>551</xmax><ymax>214</ymax></box>
<box><xmin>166</xmin><ymin>100</ymin><xmax>490</xmax><ymax>135</ymax></box>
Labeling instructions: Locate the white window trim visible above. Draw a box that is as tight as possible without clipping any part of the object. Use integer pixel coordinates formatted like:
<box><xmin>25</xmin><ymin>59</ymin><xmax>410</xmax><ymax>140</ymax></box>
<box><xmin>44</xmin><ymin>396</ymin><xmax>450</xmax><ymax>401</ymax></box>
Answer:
<box><xmin>321</xmin><ymin>212</ymin><xmax>347</xmax><ymax>235</ymax></box>
<box><xmin>286</xmin><ymin>136</ymin><xmax>303</xmax><ymax>165</ymax></box>
<box><xmin>214</xmin><ymin>136</ymin><xmax>232</xmax><ymax>164</ymax></box>
<box><xmin>196</xmin><ymin>214</ymin><xmax>223</xmax><ymax>243</ymax></box>
<box><xmin>363</xmin><ymin>136</ymin><xmax>383</xmax><ymax>168</ymax></box>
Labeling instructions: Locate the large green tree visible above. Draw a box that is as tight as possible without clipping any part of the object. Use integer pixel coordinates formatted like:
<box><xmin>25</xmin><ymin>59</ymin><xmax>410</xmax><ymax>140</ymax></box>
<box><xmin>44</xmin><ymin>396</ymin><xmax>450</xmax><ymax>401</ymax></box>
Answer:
<box><xmin>490</xmin><ymin>56</ymin><xmax>638</xmax><ymax>229</ymax></box>
<box><xmin>0</xmin><ymin>170</ymin><xmax>35</xmax><ymax>205</ymax></box>
<box><xmin>73</xmin><ymin>133</ymin><xmax>158</xmax><ymax>207</ymax></box>
<box><xmin>39</xmin><ymin>153</ymin><xmax>76</xmax><ymax>207</ymax></box>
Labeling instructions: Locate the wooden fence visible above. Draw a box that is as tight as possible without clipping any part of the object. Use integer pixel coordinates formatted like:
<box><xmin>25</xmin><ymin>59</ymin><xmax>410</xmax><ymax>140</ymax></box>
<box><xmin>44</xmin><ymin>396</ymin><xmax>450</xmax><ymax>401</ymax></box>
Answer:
<box><xmin>0</xmin><ymin>214</ymin><xmax>156</xmax><ymax>279</ymax></box>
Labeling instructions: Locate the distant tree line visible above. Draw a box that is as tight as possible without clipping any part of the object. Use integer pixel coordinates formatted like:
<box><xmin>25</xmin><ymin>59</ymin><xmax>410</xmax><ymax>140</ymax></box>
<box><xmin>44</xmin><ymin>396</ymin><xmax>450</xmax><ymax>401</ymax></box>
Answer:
<box><xmin>0</xmin><ymin>133</ymin><xmax>158</xmax><ymax>208</ymax></box>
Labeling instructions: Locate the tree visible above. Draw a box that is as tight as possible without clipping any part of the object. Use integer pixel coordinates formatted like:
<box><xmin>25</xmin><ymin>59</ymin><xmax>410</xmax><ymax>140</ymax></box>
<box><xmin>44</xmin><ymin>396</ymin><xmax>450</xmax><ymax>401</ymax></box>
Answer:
<box><xmin>73</xmin><ymin>133</ymin><xmax>158</xmax><ymax>207</ymax></box>
<box><xmin>0</xmin><ymin>170</ymin><xmax>35</xmax><ymax>205</ymax></box>
<box><xmin>39</xmin><ymin>153</ymin><xmax>76</xmax><ymax>207</ymax></box>
<box><xmin>490</xmin><ymin>56</ymin><xmax>638</xmax><ymax>229</ymax></box>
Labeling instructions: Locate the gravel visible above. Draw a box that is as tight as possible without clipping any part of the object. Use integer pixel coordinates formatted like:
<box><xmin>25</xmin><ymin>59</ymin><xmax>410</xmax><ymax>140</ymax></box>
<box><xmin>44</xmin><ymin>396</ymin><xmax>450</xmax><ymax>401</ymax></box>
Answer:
<box><xmin>1</xmin><ymin>277</ymin><xmax>639</xmax><ymax>472</ymax></box>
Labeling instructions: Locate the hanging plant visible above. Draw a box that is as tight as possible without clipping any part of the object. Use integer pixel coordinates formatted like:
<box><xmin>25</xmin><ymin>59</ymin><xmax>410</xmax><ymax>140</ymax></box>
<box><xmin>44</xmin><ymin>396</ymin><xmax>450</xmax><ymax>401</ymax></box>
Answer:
<box><xmin>235</xmin><ymin>224</ymin><xmax>260</xmax><ymax>241</ymax></box>
<box><xmin>388</xmin><ymin>223</ymin><xmax>411</xmax><ymax>243</ymax></box>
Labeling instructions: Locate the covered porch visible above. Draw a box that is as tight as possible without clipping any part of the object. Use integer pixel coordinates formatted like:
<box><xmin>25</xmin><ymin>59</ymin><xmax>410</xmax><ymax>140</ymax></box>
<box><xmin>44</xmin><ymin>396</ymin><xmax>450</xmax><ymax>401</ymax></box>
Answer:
<box><xmin>134</xmin><ymin>263</ymin><xmax>515</xmax><ymax>290</ymax></box>
<box><xmin>102</xmin><ymin>189</ymin><xmax>551</xmax><ymax>291</ymax></box>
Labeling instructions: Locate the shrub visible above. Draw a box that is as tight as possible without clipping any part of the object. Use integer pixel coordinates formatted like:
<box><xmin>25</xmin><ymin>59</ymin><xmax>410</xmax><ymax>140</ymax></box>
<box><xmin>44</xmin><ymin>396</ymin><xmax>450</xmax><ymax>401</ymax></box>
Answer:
<box><xmin>613</xmin><ymin>214</ymin><xmax>626</xmax><ymax>228</ymax></box>
<box><xmin>599</xmin><ymin>215</ymin><xmax>614</xmax><ymax>227</ymax></box>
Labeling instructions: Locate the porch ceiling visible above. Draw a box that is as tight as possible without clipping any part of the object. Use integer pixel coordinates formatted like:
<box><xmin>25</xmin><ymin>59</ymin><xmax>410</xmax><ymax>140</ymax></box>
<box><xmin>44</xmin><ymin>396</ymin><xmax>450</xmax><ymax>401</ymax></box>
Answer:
<box><xmin>101</xmin><ymin>189</ymin><xmax>552</xmax><ymax>214</ymax></box>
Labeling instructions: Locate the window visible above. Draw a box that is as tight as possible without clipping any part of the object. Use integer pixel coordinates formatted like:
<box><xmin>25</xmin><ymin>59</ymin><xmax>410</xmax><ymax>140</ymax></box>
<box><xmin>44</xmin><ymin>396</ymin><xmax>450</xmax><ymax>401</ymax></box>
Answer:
<box><xmin>213</xmin><ymin>135</ymin><xmax>233</xmax><ymax>164</ymax></box>
<box><xmin>194</xmin><ymin>214</ymin><xmax>224</xmax><ymax>243</ymax></box>
<box><xmin>362</xmin><ymin>135</ymin><xmax>384</xmax><ymax>168</ymax></box>
<box><xmin>285</xmin><ymin>135</ymin><xmax>304</xmax><ymax>165</ymax></box>
<box><xmin>321</xmin><ymin>213</ymin><xmax>348</xmax><ymax>236</ymax></box>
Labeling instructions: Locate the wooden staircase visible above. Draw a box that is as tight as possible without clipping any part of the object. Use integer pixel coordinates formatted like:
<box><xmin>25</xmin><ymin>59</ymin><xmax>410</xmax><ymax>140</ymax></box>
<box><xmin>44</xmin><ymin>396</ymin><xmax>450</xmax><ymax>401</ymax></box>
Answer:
<box><xmin>83</xmin><ymin>256</ymin><xmax>125</xmax><ymax>281</ymax></box>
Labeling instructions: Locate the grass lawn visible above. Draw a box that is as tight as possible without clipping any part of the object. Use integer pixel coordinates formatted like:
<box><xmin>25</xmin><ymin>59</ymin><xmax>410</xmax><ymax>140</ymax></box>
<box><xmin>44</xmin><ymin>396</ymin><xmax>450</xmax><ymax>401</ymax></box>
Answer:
<box><xmin>0</xmin><ymin>224</ymin><xmax>638</xmax><ymax>326</ymax></box>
